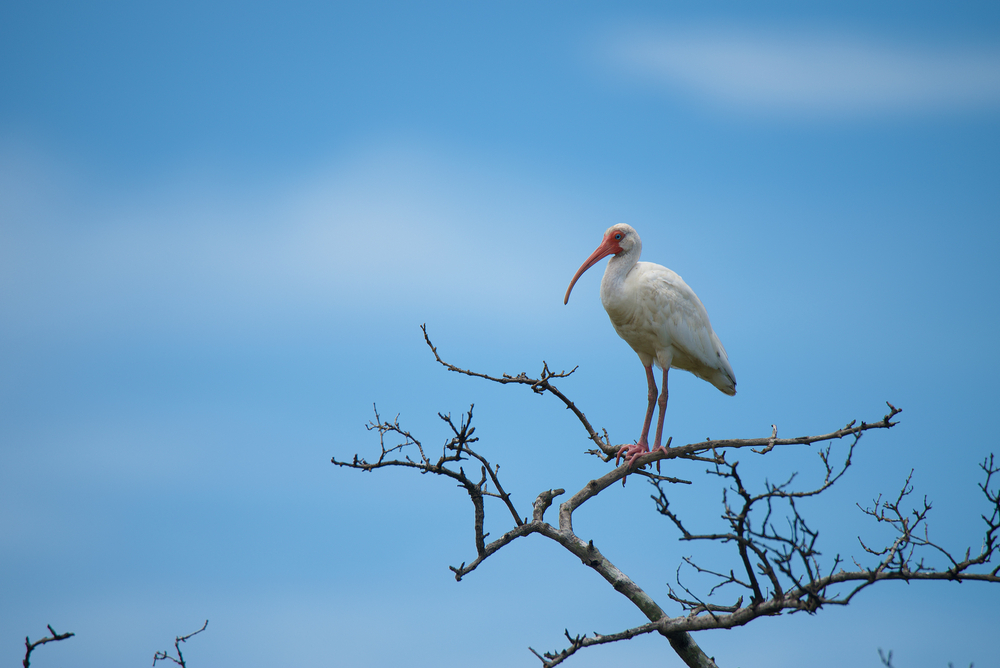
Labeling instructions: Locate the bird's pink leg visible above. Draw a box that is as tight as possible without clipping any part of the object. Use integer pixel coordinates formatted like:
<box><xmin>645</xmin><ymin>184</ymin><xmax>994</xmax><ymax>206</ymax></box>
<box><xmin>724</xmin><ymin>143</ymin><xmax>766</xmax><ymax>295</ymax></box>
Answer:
<box><xmin>650</xmin><ymin>366</ymin><xmax>670</xmax><ymax>472</ymax></box>
<box><xmin>616</xmin><ymin>365</ymin><xmax>658</xmax><ymax>469</ymax></box>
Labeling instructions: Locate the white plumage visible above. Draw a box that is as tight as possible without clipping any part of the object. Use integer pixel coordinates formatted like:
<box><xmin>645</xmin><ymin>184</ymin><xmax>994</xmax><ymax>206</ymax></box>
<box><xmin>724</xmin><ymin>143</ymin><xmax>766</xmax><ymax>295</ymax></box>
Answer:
<box><xmin>564</xmin><ymin>223</ymin><xmax>735</xmax><ymax>468</ymax></box>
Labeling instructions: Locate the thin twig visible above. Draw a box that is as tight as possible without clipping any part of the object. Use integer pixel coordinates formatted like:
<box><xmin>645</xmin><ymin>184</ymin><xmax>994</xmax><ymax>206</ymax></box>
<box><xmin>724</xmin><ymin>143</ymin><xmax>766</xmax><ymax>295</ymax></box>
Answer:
<box><xmin>152</xmin><ymin>620</ymin><xmax>209</xmax><ymax>668</ymax></box>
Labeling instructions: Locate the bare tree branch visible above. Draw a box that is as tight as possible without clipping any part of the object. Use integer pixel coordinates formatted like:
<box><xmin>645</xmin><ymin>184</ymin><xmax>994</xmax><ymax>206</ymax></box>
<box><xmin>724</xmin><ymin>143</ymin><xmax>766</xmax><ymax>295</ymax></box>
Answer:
<box><xmin>152</xmin><ymin>620</ymin><xmax>209</xmax><ymax>668</ymax></box>
<box><xmin>23</xmin><ymin>625</ymin><xmax>74</xmax><ymax>668</ymax></box>
<box><xmin>334</xmin><ymin>327</ymin><xmax>998</xmax><ymax>668</ymax></box>
<box><xmin>529</xmin><ymin>621</ymin><xmax>661</xmax><ymax>667</ymax></box>
<box><xmin>421</xmin><ymin>324</ymin><xmax>611</xmax><ymax>456</ymax></box>
<box><xmin>651</xmin><ymin>449</ymin><xmax>1000</xmax><ymax>631</ymax></box>
<box><xmin>334</xmin><ymin>403</ymin><xmax>522</xmax><ymax>557</ymax></box>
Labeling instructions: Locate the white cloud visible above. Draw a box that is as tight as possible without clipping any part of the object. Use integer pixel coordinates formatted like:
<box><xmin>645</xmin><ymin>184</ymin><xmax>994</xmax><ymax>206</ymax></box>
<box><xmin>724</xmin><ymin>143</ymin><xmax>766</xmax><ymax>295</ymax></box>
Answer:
<box><xmin>0</xmin><ymin>141</ymin><xmax>582</xmax><ymax>344</ymax></box>
<box><xmin>607</xmin><ymin>26</ymin><xmax>1000</xmax><ymax>118</ymax></box>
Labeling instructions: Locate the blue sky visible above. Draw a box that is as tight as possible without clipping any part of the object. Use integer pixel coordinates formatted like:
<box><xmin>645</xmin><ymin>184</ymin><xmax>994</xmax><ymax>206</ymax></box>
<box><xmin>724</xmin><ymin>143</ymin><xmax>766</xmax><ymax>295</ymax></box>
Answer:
<box><xmin>2</xmin><ymin>2</ymin><xmax>999</xmax><ymax>667</ymax></box>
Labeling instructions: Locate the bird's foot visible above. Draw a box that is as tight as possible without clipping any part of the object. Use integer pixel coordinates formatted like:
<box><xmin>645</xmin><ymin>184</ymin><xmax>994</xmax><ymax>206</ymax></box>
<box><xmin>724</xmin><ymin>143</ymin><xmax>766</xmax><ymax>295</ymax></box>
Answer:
<box><xmin>616</xmin><ymin>442</ymin><xmax>651</xmax><ymax>470</ymax></box>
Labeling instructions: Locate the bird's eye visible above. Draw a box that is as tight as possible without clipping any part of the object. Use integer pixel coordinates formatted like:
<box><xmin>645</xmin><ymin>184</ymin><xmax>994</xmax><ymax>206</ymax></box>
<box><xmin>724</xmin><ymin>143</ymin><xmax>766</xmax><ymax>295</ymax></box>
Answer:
<box><xmin>614</xmin><ymin>233</ymin><xmax>622</xmax><ymax>240</ymax></box>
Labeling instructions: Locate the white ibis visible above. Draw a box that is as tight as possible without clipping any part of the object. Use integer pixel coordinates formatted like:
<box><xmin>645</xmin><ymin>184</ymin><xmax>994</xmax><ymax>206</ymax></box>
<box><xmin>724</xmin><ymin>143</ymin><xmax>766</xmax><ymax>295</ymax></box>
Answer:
<box><xmin>564</xmin><ymin>224</ymin><xmax>736</xmax><ymax>469</ymax></box>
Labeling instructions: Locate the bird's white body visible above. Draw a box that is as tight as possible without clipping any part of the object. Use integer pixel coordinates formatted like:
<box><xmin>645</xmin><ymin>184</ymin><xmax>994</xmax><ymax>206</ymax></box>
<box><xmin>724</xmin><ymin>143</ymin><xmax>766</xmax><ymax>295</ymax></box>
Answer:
<box><xmin>564</xmin><ymin>223</ymin><xmax>735</xmax><ymax>466</ymax></box>
<box><xmin>600</xmin><ymin>257</ymin><xmax>736</xmax><ymax>396</ymax></box>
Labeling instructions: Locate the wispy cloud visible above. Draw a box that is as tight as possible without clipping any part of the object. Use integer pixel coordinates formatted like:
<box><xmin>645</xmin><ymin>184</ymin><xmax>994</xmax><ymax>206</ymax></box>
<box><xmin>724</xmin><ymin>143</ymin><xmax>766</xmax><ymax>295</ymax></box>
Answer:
<box><xmin>607</xmin><ymin>26</ymin><xmax>1000</xmax><ymax>118</ymax></box>
<box><xmin>0</xmin><ymin>142</ymin><xmax>579</xmax><ymax>344</ymax></box>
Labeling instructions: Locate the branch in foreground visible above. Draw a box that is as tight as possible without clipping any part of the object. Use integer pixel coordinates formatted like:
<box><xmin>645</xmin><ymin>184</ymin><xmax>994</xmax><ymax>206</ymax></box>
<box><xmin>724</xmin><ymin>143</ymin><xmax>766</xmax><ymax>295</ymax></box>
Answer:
<box><xmin>336</xmin><ymin>330</ymin><xmax>997</xmax><ymax>668</ymax></box>
<box><xmin>23</xmin><ymin>624</ymin><xmax>74</xmax><ymax>668</ymax></box>
<box><xmin>334</xmin><ymin>393</ymin><xmax>721</xmax><ymax>666</ymax></box>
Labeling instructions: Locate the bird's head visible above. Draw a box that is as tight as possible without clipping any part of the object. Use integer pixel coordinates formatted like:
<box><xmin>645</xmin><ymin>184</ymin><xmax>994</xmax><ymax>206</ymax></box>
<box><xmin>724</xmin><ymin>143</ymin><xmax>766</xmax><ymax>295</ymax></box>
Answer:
<box><xmin>564</xmin><ymin>224</ymin><xmax>640</xmax><ymax>305</ymax></box>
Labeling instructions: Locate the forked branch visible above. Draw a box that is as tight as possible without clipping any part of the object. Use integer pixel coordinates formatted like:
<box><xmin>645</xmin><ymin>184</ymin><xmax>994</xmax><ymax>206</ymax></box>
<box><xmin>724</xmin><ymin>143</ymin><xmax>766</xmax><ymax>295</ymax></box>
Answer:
<box><xmin>23</xmin><ymin>625</ymin><xmax>74</xmax><ymax>668</ymax></box>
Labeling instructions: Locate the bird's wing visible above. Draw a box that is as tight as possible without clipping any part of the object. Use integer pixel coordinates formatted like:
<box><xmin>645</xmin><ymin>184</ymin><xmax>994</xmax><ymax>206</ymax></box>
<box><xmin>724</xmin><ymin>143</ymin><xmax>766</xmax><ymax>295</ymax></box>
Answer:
<box><xmin>636</xmin><ymin>263</ymin><xmax>736</xmax><ymax>391</ymax></box>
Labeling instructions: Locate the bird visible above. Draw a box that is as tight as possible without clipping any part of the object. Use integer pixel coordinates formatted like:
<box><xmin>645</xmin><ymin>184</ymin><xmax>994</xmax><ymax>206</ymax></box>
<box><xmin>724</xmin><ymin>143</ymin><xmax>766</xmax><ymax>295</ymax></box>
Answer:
<box><xmin>563</xmin><ymin>223</ymin><xmax>736</xmax><ymax>470</ymax></box>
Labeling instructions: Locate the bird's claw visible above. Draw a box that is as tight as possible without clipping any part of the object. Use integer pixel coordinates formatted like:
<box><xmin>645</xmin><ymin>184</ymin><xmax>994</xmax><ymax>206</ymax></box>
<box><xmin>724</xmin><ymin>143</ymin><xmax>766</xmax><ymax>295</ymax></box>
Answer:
<box><xmin>649</xmin><ymin>445</ymin><xmax>667</xmax><ymax>474</ymax></box>
<box><xmin>616</xmin><ymin>443</ymin><xmax>650</xmax><ymax>487</ymax></box>
<box><xmin>616</xmin><ymin>442</ymin><xmax>650</xmax><ymax>470</ymax></box>
<box><xmin>616</xmin><ymin>443</ymin><xmax>668</xmax><ymax>485</ymax></box>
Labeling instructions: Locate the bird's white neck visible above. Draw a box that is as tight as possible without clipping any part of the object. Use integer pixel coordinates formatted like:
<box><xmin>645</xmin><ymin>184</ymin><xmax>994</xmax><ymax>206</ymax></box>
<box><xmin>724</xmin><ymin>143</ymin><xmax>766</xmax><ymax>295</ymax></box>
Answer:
<box><xmin>600</xmin><ymin>242</ymin><xmax>641</xmax><ymax>307</ymax></box>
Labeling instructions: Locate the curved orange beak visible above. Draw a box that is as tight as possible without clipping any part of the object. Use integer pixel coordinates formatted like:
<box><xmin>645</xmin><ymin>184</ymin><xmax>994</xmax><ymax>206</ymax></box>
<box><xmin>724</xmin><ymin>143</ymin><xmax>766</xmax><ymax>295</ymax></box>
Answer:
<box><xmin>563</xmin><ymin>234</ymin><xmax>622</xmax><ymax>305</ymax></box>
